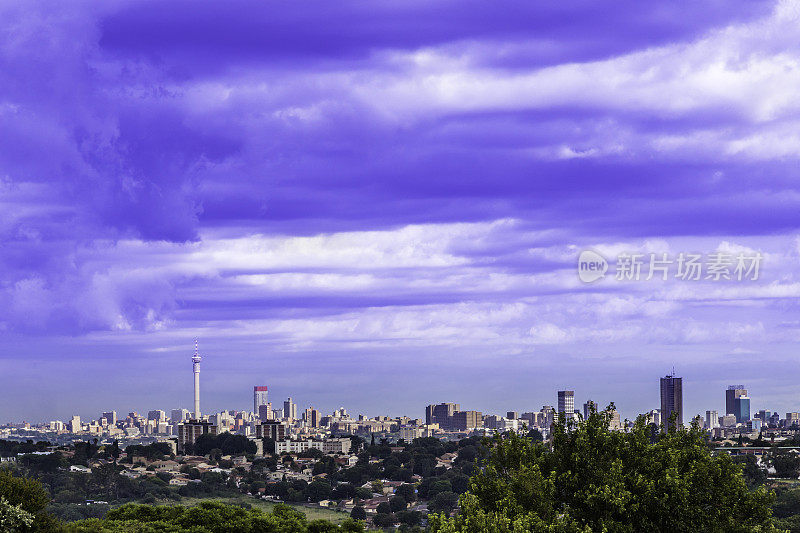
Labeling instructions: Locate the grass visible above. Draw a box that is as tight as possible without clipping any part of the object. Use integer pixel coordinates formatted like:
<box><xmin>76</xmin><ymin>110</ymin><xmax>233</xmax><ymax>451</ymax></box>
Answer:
<box><xmin>173</xmin><ymin>495</ymin><xmax>350</xmax><ymax>524</ymax></box>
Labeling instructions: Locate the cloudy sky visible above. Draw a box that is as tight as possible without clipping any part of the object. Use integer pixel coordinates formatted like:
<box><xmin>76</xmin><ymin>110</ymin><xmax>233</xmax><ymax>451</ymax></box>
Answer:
<box><xmin>2</xmin><ymin>0</ymin><xmax>800</xmax><ymax>424</ymax></box>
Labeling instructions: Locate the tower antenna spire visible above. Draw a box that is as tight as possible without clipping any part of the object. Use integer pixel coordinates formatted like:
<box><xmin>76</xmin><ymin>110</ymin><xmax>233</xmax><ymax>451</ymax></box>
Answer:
<box><xmin>192</xmin><ymin>339</ymin><xmax>202</xmax><ymax>420</ymax></box>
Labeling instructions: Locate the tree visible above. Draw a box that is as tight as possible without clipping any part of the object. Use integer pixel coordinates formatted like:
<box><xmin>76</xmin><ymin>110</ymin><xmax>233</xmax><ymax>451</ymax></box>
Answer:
<box><xmin>397</xmin><ymin>509</ymin><xmax>422</xmax><ymax>527</ymax></box>
<box><xmin>732</xmin><ymin>454</ymin><xmax>767</xmax><ymax>487</ymax></box>
<box><xmin>355</xmin><ymin>487</ymin><xmax>373</xmax><ymax>500</ymax></box>
<box><xmin>428</xmin><ymin>491</ymin><xmax>458</xmax><ymax>515</ymax></box>
<box><xmin>389</xmin><ymin>495</ymin><xmax>407</xmax><ymax>512</ymax></box>
<box><xmin>372</xmin><ymin>512</ymin><xmax>395</xmax><ymax>528</ymax></box>
<box><xmin>376</xmin><ymin>501</ymin><xmax>392</xmax><ymax>515</ymax></box>
<box><xmin>307</xmin><ymin>479</ymin><xmax>332</xmax><ymax>502</ymax></box>
<box><xmin>0</xmin><ymin>497</ymin><xmax>34</xmax><ymax>531</ymax></box>
<box><xmin>108</xmin><ymin>440</ymin><xmax>121</xmax><ymax>464</ymax></box>
<box><xmin>0</xmin><ymin>469</ymin><xmax>61</xmax><ymax>531</ymax></box>
<box><xmin>430</xmin><ymin>408</ymin><xmax>780</xmax><ymax>532</ymax></box>
<box><xmin>770</xmin><ymin>450</ymin><xmax>800</xmax><ymax>478</ymax></box>
<box><xmin>351</xmin><ymin>505</ymin><xmax>367</xmax><ymax>520</ymax></box>
<box><xmin>396</xmin><ymin>483</ymin><xmax>416</xmax><ymax>503</ymax></box>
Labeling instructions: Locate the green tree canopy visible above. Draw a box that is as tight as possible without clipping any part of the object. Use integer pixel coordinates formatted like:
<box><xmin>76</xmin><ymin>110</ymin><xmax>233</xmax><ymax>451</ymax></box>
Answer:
<box><xmin>430</xmin><ymin>408</ymin><xmax>780</xmax><ymax>533</ymax></box>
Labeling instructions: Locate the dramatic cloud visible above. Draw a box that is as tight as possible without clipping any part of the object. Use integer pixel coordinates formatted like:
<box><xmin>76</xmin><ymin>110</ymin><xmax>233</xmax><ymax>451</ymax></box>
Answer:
<box><xmin>1</xmin><ymin>0</ymin><xmax>799</xmax><ymax>421</ymax></box>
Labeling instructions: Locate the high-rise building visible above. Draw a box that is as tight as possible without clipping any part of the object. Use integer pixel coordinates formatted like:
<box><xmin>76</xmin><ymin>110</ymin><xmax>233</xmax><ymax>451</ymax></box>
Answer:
<box><xmin>256</xmin><ymin>420</ymin><xmax>287</xmax><ymax>441</ymax></box>
<box><xmin>258</xmin><ymin>403</ymin><xmax>273</xmax><ymax>421</ymax></box>
<box><xmin>254</xmin><ymin>386</ymin><xmax>269</xmax><ymax>415</ymax></box>
<box><xmin>192</xmin><ymin>340</ymin><xmax>202</xmax><ymax>419</ymax></box>
<box><xmin>608</xmin><ymin>409</ymin><xmax>622</xmax><ymax>430</ymax></box>
<box><xmin>148</xmin><ymin>410</ymin><xmax>166</xmax><ymax>422</ymax></box>
<box><xmin>102</xmin><ymin>411</ymin><xmax>117</xmax><ymax>425</ymax></box>
<box><xmin>69</xmin><ymin>415</ymin><xmax>81</xmax><ymax>433</ymax></box>
<box><xmin>706</xmin><ymin>410</ymin><xmax>719</xmax><ymax>429</ymax></box>
<box><xmin>506</xmin><ymin>411</ymin><xmax>519</xmax><ymax>420</ymax></box>
<box><xmin>283</xmin><ymin>398</ymin><xmax>297</xmax><ymax>420</ymax></box>
<box><xmin>541</xmin><ymin>406</ymin><xmax>556</xmax><ymax>428</ymax></box>
<box><xmin>171</xmin><ymin>408</ymin><xmax>190</xmax><ymax>423</ymax></box>
<box><xmin>660</xmin><ymin>373</ymin><xmax>683</xmax><ymax>431</ymax></box>
<box><xmin>733</xmin><ymin>396</ymin><xmax>750</xmax><ymax>423</ymax></box>
<box><xmin>304</xmin><ymin>407</ymin><xmax>321</xmax><ymax>428</ymax></box>
<box><xmin>425</xmin><ymin>403</ymin><xmax>460</xmax><ymax>428</ymax></box>
<box><xmin>756</xmin><ymin>409</ymin><xmax>772</xmax><ymax>421</ymax></box>
<box><xmin>583</xmin><ymin>400</ymin><xmax>597</xmax><ymax>420</ymax></box>
<box><xmin>725</xmin><ymin>385</ymin><xmax>747</xmax><ymax>416</ymax></box>
<box><xmin>451</xmin><ymin>410</ymin><xmax>483</xmax><ymax>431</ymax></box>
<box><xmin>557</xmin><ymin>391</ymin><xmax>575</xmax><ymax>418</ymax></box>
<box><xmin>177</xmin><ymin>420</ymin><xmax>217</xmax><ymax>452</ymax></box>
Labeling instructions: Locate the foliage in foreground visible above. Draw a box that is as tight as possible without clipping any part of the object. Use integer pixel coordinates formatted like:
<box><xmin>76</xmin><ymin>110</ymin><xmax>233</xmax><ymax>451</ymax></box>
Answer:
<box><xmin>64</xmin><ymin>501</ymin><xmax>365</xmax><ymax>532</ymax></box>
<box><xmin>0</xmin><ymin>468</ymin><xmax>61</xmax><ymax>531</ymax></box>
<box><xmin>429</xmin><ymin>408</ymin><xmax>781</xmax><ymax>533</ymax></box>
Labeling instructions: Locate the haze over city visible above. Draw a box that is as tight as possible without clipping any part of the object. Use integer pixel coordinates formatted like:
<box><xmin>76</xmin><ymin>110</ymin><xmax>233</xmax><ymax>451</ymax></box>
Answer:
<box><xmin>2</xmin><ymin>0</ymin><xmax>800</xmax><ymax>424</ymax></box>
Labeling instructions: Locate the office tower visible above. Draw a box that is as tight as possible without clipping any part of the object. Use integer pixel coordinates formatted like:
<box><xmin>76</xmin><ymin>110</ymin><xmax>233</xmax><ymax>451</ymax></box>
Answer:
<box><xmin>557</xmin><ymin>391</ymin><xmax>575</xmax><ymax>417</ymax></box>
<box><xmin>258</xmin><ymin>403</ymin><xmax>273</xmax><ymax>421</ymax></box>
<box><xmin>645</xmin><ymin>409</ymin><xmax>661</xmax><ymax>426</ymax></box>
<box><xmin>583</xmin><ymin>400</ymin><xmax>597</xmax><ymax>420</ymax></box>
<box><xmin>171</xmin><ymin>408</ymin><xmax>190</xmax><ymax>423</ymax></box>
<box><xmin>506</xmin><ymin>411</ymin><xmax>519</xmax><ymax>420</ymax></box>
<box><xmin>425</xmin><ymin>403</ymin><xmax>460</xmax><ymax>428</ymax></box>
<box><xmin>148</xmin><ymin>410</ymin><xmax>166</xmax><ymax>422</ymax></box>
<box><xmin>192</xmin><ymin>340</ymin><xmax>202</xmax><ymax>419</ymax></box>
<box><xmin>69</xmin><ymin>415</ymin><xmax>81</xmax><ymax>433</ymax></box>
<box><xmin>177</xmin><ymin>420</ymin><xmax>217</xmax><ymax>452</ymax></box>
<box><xmin>254</xmin><ymin>386</ymin><xmax>269</xmax><ymax>414</ymax></box>
<box><xmin>733</xmin><ymin>396</ymin><xmax>750</xmax><ymax>423</ymax></box>
<box><xmin>541</xmin><ymin>406</ymin><xmax>555</xmax><ymax>428</ymax></box>
<box><xmin>283</xmin><ymin>397</ymin><xmax>297</xmax><ymax>420</ymax></box>
<box><xmin>609</xmin><ymin>409</ymin><xmax>622</xmax><ymax>430</ymax></box>
<box><xmin>304</xmin><ymin>407</ymin><xmax>321</xmax><ymax>428</ymax></box>
<box><xmin>102</xmin><ymin>411</ymin><xmax>117</xmax><ymax>425</ymax></box>
<box><xmin>256</xmin><ymin>420</ymin><xmax>287</xmax><ymax>441</ymax></box>
<box><xmin>706</xmin><ymin>410</ymin><xmax>719</xmax><ymax>429</ymax></box>
<box><xmin>451</xmin><ymin>410</ymin><xmax>483</xmax><ymax>431</ymax></box>
<box><xmin>660</xmin><ymin>373</ymin><xmax>683</xmax><ymax>431</ymax></box>
<box><xmin>49</xmin><ymin>420</ymin><xmax>64</xmax><ymax>431</ymax></box>
<box><xmin>756</xmin><ymin>409</ymin><xmax>772</xmax><ymax>421</ymax></box>
<box><xmin>725</xmin><ymin>385</ymin><xmax>747</xmax><ymax>416</ymax></box>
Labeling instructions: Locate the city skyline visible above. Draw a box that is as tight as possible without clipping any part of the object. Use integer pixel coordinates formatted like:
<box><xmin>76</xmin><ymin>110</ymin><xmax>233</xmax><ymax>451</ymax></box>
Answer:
<box><xmin>3</xmin><ymin>2</ymin><xmax>800</xmax><ymax>423</ymax></box>
<box><xmin>2</xmin><ymin>344</ymin><xmax>784</xmax><ymax>431</ymax></box>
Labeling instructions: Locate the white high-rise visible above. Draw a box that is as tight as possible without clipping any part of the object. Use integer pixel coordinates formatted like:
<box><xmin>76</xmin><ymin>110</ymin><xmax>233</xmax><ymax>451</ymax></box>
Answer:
<box><xmin>254</xmin><ymin>386</ymin><xmax>269</xmax><ymax>415</ymax></box>
<box><xmin>557</xmin><ymin>390</ymin><xmax>575</xmax><ymax>418</ymax></box>
<box><xmin>192</xmin><ymin>340</ymin><xmax>201</xmax><ymax>419</ymax></box>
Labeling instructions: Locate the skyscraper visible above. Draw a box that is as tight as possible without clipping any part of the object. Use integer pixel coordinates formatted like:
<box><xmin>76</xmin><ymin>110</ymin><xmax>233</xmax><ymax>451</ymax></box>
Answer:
<box><xmin>258</xmin><ymin>403</ymin><xmax>273</xmax><ymax>421</ymax></box>
<box><xmin>283</xmin><ymin>397</ymin><xmax>297</xmax><ymax>420</ymax></box>
<box><xmin>706</xmin><ymin>410</ymin><xmax>719</xmax><ymax>429</ymax></box>
<box><xmin>254</xmin><ymin>386</ymin><xmax>269</xmax><ymax>415</ymax></box>
<box><xmin>557</xmin><ymin>390</ymin><xmax>575</xmax><ymax>418</ymax></box>
<box><xmin>660</xmin><ymin>373</ymin><xmax>683</xmax><ymax>431</ymax></box>
<box><xmin>725</xmin><ymin>385</ymin><xmax>747</xmax><ymax>416</ymax></box>
<box><xmin>734</xmin><ymin>396</ymin><xmax>750</xmax><ymax>423</ymax></box>
<box><xmin>192</xmin><ymin>340</ymin><xmax>202</xmax><ymax>419</ymax></box>
<box><xmin>425</xmin><ymin>403</ymin><xmax>460</xmax><ymax>428</ymax></box>
<box><xmin>583</xmin><ymin>400</ymin><xmax>597</xmax><ymax>420</ymax></box>
<box><xmin>304</xmin><ymin>407</ymin><xmax>321</xmax><ymax>428</ymax></box>
<box><xmin>171</xmin><ymin>408</ymin><xmax>190</xmax><ymax>423</ymax></box>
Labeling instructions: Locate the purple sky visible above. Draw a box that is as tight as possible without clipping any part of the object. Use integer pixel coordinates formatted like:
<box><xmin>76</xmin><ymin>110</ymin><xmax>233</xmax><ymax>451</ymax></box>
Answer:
<box><xmin>2</xmin><ymin>0</ymin><xmax>800</xmax><ymax>424</ymax></box>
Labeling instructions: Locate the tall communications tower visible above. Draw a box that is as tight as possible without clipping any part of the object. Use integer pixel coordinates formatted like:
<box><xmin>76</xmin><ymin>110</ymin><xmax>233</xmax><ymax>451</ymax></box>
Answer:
<box><xmin>192</xmin><ymin>340</ymin><xmax>201</xmax><ymax>419</ymax></box>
